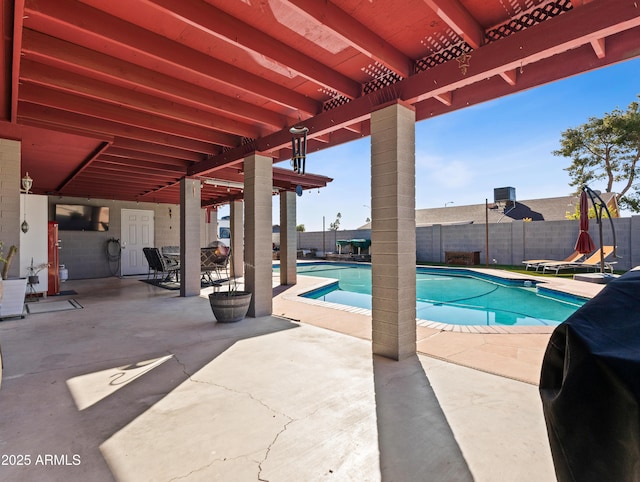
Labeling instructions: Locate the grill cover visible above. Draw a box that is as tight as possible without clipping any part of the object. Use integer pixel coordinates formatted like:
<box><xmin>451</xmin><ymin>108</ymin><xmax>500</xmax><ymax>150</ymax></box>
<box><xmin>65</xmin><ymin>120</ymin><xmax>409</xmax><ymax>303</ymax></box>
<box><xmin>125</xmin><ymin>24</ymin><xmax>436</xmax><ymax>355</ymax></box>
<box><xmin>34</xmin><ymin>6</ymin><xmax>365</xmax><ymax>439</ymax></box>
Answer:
<box><xmin>539</xmin><ymin>269</ymin><xmax>640</xmax><ymax>482</ymax></box>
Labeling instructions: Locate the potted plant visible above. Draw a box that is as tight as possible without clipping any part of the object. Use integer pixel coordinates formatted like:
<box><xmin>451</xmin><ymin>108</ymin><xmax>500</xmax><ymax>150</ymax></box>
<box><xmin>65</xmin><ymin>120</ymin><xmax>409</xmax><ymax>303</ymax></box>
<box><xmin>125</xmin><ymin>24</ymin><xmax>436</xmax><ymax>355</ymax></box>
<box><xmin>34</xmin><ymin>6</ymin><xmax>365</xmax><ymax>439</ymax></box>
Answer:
<box><xmin>207</xmin><ymin>245</ymin><xmax>252</xmax><ymax>323</ymax></box>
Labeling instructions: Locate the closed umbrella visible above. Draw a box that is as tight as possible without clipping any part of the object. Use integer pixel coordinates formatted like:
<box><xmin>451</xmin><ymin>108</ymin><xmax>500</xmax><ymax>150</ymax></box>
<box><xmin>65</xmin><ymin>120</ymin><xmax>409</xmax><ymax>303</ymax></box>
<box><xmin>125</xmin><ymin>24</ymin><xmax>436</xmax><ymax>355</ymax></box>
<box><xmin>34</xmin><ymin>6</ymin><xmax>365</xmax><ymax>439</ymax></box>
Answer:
<box><xmin>574</xmin><ymin>190</ymin><xmax>595</xmax><ymax>254</ymax></box>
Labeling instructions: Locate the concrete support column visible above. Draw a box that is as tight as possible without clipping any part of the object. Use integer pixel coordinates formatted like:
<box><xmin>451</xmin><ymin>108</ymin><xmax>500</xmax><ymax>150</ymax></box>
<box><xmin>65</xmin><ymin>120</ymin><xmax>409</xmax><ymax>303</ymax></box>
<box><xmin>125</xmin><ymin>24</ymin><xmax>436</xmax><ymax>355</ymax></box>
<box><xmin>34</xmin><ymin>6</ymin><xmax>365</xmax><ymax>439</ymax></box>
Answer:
<box><xmin>370</xmin><ymin>101</ymin><xmax>416</xmax><ymax>360</ymax></box>
<box><xmin>230</xmin><ymin>200</ymin><xmax>244</xmax><ymax>278</ymax></box>
<box><xmin>244</xmin><ymin>153</ymin><xmax>272</xmax><ymax>317</ymax></box>
<box><xmin>0</xmin><ymin>139</ymin><xmax>22</xmax><ymax>279</ymax></box>
<box><xmin>280</xmin><ymin>190</ymin><xmax>297</xmax><ymax>285</ymax></box>
<box><xmin>180</xmin><ymin>177</ymin><xmax>201</xmax><ymax>297</ymax></box>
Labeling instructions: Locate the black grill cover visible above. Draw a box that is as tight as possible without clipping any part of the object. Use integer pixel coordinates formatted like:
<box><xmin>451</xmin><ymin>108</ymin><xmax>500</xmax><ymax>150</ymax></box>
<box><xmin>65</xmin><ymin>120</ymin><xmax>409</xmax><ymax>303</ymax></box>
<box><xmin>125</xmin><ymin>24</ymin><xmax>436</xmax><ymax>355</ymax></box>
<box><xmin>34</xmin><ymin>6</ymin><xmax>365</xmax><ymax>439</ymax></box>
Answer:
<box><xmin>540</xmin><ymin>269</ymin><xmax>640</xmax><ymax>482</ymax></box>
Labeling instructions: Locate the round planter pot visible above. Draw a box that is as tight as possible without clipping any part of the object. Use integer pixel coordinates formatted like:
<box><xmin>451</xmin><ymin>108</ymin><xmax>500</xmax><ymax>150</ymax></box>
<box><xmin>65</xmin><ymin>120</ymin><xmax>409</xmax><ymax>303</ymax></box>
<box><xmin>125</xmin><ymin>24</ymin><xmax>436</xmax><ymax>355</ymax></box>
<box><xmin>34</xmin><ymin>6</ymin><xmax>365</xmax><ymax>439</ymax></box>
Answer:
<box><xmin>208</xmin><ymin>291</ymin><xmax>252</xmax><ymax>323</ymax></box>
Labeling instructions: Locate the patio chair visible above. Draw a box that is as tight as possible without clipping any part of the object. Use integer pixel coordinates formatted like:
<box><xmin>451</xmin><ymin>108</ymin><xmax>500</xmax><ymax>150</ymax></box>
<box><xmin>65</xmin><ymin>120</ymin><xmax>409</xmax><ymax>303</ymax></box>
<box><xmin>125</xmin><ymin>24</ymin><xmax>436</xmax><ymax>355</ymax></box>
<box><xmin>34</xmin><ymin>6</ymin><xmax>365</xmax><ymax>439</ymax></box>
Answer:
<box><xmin>522</xmin><ymin>250</ymin><xmax>585</xmax><ymax>271</ymax></box>
<box><xmin>201</xmin><ymin>242</ymin><xmax>230</xmax><ymax>285</ymax></box>
<box><xmin>541</xmin><ymin>246</ymin><xmax>616</xmax><ymax>275</ymax></box>
<box><xmin>143</xmin><ymin>247</ymin><xmax>180</xmax><ymax>281</ymax></box>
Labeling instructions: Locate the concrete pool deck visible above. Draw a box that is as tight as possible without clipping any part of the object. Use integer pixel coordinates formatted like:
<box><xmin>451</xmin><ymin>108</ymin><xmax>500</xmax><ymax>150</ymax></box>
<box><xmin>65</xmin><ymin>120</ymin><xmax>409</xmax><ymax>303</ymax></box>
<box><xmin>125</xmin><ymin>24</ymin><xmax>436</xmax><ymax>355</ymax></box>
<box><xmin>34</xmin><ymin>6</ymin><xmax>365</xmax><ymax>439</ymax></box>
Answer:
<box><xmin>0</xmin><ymin>271</ymin><xmax>603</xmax><ymax>480</ymax></box>
<box><xmin>274</xmin><ymin>267</ymin><xmax>604</xmax><ymax>385</ymax></box>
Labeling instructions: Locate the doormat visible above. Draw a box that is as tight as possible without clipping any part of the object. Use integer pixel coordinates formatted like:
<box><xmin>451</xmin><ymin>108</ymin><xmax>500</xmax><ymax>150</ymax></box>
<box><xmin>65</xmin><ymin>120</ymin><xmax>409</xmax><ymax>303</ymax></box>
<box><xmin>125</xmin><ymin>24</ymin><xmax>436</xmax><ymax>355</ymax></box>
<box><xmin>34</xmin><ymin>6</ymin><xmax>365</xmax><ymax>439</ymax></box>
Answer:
<box><xmin>141</xmin><ymin>279</ymin><xmax>180</xmax><ymax>290</ymax></box>
<box><xmin>26</xmin><ymin>299</ymin><xmax>83</xmax><ymax>314</ymax></box>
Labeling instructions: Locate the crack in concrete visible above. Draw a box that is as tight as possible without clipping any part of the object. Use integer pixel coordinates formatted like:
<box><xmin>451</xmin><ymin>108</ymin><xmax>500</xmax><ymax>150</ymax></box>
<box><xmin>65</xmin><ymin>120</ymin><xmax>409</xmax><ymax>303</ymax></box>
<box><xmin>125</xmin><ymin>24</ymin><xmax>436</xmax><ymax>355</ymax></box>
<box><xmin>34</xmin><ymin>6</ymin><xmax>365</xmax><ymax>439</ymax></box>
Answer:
<box><xmin>257</xmin><ymin>403</ymin><xmax>328</xmax><ymax>482</ymax></box>
<box><xmin>168</xmin><ymin>460</ymin><xmax>217</xmax><ymax>481</ymax></box>
<box><xmin>169</xmin><ymin>452</ymin><xmax>264</xmax><ymax>481</ymax></box>
<box><xmin>172</xmin><ymin>351</ymin><xmax>298</xmax><ymax>482</ymax></box>
<box><xmin>257</xmin><ymin>416</ymin><xmax>296</xmax><ymax>482</ymax></box>
<box><xmin>169</xmin><ymin>351</ymin><xmax>193</xmax><ymax>379</ymax></box>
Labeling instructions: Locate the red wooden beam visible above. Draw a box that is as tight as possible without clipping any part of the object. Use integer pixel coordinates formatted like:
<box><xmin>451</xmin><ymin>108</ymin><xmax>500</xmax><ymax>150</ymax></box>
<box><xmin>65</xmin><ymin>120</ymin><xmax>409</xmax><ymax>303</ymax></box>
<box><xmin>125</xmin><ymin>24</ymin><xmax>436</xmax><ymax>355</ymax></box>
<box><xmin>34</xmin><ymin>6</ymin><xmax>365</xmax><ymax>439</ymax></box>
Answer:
<box><xmin>21</xmin><ymin>60</ymin><xmax>262</xmax><ymax>139</ymax></box>
<box><xmin>189</xmin><ymin>0</ymin><xmax>640</xmax><ymax>175</ymax></box>
<box><xmin>111</xmin><ymin>138</ymin><xmax>205</xmax><ymax>162</ymax></box>
<box><xmin>422</xmin><ymin>0</ymin><xmax>485</xmax><ymax>49</ymax></box>
<box><xmin>10</xmin><ymin>0</ymin><xmax>25</xmax><ymax>122</ymax></box>
<box><xmin>24</xmin><ymin>0</ymin><xmax>320</xmax><ymax>114</ymax></box>
<box><xmin>20</xmin><ymin>83</ymin><xmax>239</xmax><ymax>146</ymax></box>
<box><xmin>414</xmin><ymin>26</ymin><xmax>640</xmax><ymax>122</ymax></box>
<box><xmin>284</xmin><ymin>0</ymin><xmax>412</xmax><ymax>78</ymax></box>
<box><xmin>143</xmin><ymin>0</ymin><xmax>361</xmax><ymax>99</ymax></box>
<box><xmin>22</xmin><ymin>30</ymin><xmax>291</xmax><ymax>130</ymax></box>
<box><xmin>56</xmin><ymin>141</ymin><xmax>111</xmax><ymax>192</ymax></box>
<box><xmin>18</xmin><ymin>103</ymin><xmax>218</xmax><ymax>154</ymax></box>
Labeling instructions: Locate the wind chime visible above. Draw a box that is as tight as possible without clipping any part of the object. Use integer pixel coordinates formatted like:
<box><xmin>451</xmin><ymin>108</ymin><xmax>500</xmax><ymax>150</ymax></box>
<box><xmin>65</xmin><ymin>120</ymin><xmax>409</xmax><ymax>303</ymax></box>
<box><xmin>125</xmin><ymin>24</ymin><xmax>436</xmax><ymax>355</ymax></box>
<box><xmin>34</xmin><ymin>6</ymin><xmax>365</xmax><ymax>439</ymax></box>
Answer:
<box><xmin>290</xmin><ymin>126</ymin><xmax>309</xmax><ymax>175</ymax></box>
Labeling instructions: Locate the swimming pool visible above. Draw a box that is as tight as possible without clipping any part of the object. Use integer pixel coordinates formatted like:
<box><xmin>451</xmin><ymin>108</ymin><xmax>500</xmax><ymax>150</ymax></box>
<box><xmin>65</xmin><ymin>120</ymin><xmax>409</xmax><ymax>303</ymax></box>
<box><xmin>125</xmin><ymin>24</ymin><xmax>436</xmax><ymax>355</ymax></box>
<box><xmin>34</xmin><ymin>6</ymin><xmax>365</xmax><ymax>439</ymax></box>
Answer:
<box><xmin>285</xmin><ymin>263</ymin><xmax>586</xmax><ymax>327</ymax></box>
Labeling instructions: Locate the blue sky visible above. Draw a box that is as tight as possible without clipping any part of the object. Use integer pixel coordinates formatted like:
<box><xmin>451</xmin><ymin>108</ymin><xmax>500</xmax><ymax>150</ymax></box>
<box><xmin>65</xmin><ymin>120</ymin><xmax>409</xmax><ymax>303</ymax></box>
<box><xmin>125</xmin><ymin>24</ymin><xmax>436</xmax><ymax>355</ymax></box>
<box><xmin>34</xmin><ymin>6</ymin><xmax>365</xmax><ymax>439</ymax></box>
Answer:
<box><xmin>222</xmin><ymin>57</ymin><xmax>640</xmax><ymax>232</ymax></box>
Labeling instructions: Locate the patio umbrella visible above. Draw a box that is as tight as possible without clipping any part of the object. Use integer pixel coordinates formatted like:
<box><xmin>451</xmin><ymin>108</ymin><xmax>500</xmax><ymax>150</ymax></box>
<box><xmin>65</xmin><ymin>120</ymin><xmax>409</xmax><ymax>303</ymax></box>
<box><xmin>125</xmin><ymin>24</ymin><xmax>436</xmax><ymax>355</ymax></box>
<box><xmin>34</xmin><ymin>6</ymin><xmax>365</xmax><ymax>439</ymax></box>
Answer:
<box><xmin>574</xmin><ymin>190</ymin><xmax>595</xmax><ymax>254</ymax></box>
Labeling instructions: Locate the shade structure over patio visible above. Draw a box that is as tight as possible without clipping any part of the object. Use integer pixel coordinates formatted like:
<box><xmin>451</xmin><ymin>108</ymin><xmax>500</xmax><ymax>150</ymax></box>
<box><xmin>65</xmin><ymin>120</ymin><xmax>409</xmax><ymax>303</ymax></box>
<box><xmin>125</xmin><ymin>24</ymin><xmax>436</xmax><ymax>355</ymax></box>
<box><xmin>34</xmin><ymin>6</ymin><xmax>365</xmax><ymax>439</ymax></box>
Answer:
<box><xmin>336</xmin><ymin>239</ymin><xmax>371</xmax><ymax>254</ymax></box>
<box><xmin>0</xmin><ymin>0</ymin><xmax>638</xmax><ymax>361</ymax></box>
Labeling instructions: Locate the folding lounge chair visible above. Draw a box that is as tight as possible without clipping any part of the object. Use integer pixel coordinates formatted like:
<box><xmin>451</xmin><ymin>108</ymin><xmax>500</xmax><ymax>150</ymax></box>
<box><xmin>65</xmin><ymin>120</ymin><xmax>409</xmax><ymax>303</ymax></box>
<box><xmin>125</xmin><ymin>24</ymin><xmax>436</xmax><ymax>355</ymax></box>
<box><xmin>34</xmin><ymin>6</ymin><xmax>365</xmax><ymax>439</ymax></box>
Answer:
<box><xmin>522</xmin><ymin>250</ymin><xmax>585</xmax><ymax>271</ymax></box>
<box><xmin>542</xmin><ymin>246</ymin><xmax>616</xmax><ymax>275</ymax></box>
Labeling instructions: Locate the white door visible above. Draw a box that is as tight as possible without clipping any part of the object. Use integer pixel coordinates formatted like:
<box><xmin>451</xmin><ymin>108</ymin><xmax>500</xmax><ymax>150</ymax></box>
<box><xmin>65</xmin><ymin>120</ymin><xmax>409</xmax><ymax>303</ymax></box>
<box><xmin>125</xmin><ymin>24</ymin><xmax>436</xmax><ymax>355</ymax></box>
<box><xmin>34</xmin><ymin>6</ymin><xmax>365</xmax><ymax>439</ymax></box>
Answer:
<box><xmin>121</xmin><ymin>209</ymin><xmax>154</xmax><ymax>276</ymax></box>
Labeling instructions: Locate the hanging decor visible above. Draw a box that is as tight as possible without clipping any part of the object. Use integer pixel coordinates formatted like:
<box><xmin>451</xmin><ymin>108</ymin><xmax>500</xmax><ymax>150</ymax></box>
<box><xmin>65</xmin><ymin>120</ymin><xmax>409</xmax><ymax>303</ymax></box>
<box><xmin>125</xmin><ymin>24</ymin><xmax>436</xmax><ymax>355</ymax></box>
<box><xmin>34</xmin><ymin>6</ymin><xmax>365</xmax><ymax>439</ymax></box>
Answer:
<box><xmin>21</xmin><ymin>172</ymin><xmax>33</xmax><ymax>233</ymax></box>
<box><xmin>456</xmin><ymin>51</ymin><xmax>472</xmax><ymax>75</ymax></box>
<box><xmin>290</xmin><ymin>126</ymin><xmax>309</xmax><ymax>175</ymax></box>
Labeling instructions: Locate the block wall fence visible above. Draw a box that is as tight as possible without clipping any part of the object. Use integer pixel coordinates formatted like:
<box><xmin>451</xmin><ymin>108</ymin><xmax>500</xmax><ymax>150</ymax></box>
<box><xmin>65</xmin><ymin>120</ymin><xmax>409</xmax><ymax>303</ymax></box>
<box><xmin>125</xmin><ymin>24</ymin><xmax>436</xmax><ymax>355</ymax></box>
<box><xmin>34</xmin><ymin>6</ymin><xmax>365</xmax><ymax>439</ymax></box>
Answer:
<box><xmin>22</xmin><ymin>194</ymin><xmax>640</xmax><ymax>280</ymax></box>
<box><xmin>297</xmin><ymin>217</ymin><xmax>640</xmax><ymax>272</ymax></box>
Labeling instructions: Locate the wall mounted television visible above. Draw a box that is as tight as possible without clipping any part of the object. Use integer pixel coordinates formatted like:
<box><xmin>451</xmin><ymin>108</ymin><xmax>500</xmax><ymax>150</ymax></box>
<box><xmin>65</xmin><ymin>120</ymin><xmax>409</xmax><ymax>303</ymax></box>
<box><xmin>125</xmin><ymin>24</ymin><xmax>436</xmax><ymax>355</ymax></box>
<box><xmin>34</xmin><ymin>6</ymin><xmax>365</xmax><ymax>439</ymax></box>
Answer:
<box><xmin>55</xmin><ymin>204</ymin><xmax>110</xmax><ymax>231</ymax></box>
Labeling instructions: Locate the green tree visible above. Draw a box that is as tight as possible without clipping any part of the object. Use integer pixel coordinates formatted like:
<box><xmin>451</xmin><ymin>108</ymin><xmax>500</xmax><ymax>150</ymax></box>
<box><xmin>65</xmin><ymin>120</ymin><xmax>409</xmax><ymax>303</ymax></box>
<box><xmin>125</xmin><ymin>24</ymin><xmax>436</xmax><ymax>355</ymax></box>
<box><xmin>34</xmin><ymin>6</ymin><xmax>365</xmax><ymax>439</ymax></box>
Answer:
<box><xmin>296</xmin><ymin>224</ymin><xmax>305</xmax><ymax>232</ymax></box>
<box><xmin>554</xmin><ymin>96</ymin><xmax>640</xmax><ymax>212</ymax></box>
<box><xmin>329</xmin><ymin>212</ymin><xmax>341</xmax><ymax>231</ymax></box>
<box><xmin>565</xmin><ymin>204</ymin><xmax>613</xmax><ymax>220</ymax></box>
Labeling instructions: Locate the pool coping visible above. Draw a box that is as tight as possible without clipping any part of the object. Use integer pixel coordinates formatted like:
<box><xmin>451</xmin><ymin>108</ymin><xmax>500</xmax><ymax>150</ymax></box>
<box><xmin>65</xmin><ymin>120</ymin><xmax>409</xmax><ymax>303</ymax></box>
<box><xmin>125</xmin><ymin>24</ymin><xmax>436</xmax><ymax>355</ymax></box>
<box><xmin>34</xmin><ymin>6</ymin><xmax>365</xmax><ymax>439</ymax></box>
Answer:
<box><xmin>277</xmin><ymin>262</ymin><xmax>605</xmax><ymax>335</ymax></box>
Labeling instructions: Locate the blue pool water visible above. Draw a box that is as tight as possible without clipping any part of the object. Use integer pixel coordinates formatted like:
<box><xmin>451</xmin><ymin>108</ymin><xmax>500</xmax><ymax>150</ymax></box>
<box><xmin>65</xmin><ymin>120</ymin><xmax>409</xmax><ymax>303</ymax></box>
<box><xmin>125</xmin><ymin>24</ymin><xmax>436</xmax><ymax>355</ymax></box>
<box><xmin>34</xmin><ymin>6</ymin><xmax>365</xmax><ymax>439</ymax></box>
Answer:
<box><xmin>286</xmin><ymin>263</ymin><xmax>586</xmax><ymax>327</ymax></box>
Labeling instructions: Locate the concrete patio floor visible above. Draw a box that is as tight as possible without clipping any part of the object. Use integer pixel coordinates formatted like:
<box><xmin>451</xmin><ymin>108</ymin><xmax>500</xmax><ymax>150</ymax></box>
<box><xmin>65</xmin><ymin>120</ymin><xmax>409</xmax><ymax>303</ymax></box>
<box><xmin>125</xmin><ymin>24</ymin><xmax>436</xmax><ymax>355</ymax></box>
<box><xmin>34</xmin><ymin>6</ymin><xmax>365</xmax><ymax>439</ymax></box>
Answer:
<box><xmin>0</xmin><ymin>271</ymin><xmax>594</xmax><ymax>481</ymax></box>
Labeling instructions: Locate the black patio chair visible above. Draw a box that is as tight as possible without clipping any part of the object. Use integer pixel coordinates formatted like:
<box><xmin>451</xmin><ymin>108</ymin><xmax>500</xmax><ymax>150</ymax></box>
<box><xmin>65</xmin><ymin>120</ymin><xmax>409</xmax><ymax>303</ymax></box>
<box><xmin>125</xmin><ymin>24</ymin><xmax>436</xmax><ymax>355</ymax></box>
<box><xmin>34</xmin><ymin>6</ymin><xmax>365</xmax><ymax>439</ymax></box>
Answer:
<box><xmin>143</xmin><ymin>247</ymin><xmax>180</xmax><ymax>282</ymax></box>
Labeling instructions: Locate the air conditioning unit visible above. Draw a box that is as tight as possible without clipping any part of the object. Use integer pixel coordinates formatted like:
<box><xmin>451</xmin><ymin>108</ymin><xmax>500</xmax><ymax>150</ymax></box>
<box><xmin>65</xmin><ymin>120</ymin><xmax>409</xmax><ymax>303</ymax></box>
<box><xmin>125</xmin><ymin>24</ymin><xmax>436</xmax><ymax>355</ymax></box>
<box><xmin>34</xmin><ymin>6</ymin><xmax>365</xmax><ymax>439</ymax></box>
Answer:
<box><xmin>494</xmin><ymin>187</ymin><xmax>516</xmax><ymax>204</ymax></box>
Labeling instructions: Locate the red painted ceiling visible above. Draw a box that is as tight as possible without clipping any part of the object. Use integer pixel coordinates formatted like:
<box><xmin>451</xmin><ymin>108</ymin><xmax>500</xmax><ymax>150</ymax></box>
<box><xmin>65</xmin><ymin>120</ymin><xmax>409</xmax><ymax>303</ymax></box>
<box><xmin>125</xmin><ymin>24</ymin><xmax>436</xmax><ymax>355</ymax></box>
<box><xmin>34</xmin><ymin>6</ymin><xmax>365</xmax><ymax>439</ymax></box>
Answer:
<box><xmin>0</xmin><ymin>0</ymin><xmax>638</xmax><ymax>206</ymax></box>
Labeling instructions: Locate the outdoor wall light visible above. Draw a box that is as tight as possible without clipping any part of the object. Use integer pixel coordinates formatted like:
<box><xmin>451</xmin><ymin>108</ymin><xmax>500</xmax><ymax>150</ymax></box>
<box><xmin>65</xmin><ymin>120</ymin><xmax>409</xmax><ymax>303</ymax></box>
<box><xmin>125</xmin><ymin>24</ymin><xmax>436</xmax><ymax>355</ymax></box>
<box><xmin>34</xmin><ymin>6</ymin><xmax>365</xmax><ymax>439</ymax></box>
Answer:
<box><xmin>21</xmin><ymin>172</ymin><xmax>33</xmax><ymax>233</ymax></box>
<box><xmin>290</xmin><ymin>126</ymin><xmax>309</xmax><ymax>175</ymax></box>
<box><xmin>21</xmin><ymin>172</ymin><xmax>33</xmax><ymax>193</ymax></box>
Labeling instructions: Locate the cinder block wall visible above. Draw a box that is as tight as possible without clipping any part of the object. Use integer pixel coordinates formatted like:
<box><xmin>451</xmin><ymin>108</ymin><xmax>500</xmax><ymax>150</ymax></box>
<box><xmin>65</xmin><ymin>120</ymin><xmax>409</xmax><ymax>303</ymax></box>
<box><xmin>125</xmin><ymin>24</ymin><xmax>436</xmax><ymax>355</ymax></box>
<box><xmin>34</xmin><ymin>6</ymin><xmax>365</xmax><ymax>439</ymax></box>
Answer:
<box><xmin>0</xmin><ymin>140</ymin><xmax>22</xmax><ymax>278</ymax></box>
<box><xmin>298</xmin><ymin>217</ymin><xmax>639</xmax><ymax>271</ymax></box>
<box><xmin>48</xmin><ymin>197</ymin><xmax>181</xmax><ymax>279</ymax></box>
